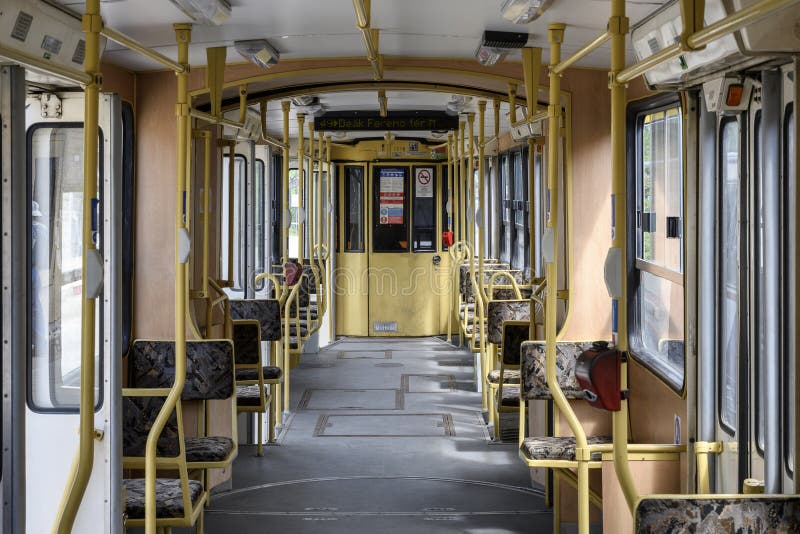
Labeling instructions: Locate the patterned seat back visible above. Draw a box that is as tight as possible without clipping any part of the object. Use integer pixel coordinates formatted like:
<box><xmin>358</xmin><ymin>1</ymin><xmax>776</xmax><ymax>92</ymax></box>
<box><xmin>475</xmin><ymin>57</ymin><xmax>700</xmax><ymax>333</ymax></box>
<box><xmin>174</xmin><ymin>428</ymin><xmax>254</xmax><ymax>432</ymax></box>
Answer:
<box><xmin>520</xmin><ymin>341</ymin><xmax>597</xmax><ymax>400</ymax></box>
<box><xmin>232</xmin><ymin>320</ymin><xmax>260</xmax><ymax>365</ymax></box>
<box><xmin>487</xmin><ymin>300</ymin><xmax>530</xmax><ymax>345</ymax></box>
<box><xmin>129</xmin><ymin>340</ymin><xmax>235</xmax><ymax>400</ymax></box>
<box><xmin>229</xmin><ymin>299</ymin><xmax>281</xmax><ymax>341</ymax></box>
<box><xmin>501</xmin><ymin>322</ymin><xmax>531</xmax><ymax>366</ymax></box>
<box><xmin>122</xmin><ymin>395</ymin><xmax>180</xmax><ymax>458</ymax></box>
<box><xmin>635</xmin><ymin>496</ymin><xmax>800</xmax><ymax>534</ymax></box>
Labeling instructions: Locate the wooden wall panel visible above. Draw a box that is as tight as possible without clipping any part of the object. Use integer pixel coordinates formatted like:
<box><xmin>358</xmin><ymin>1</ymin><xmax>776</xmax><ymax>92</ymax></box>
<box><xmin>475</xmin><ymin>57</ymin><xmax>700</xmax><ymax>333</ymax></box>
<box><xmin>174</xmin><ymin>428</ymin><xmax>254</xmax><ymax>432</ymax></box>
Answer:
<box><xmin>133</xmin><ymin>70</ymin><xmax>176</xmax><ymax>340</ymax></box>
<box><xmin>101</xmin><ymin>62</ymin><xmax>135</xmax><ymax>104</ymax></box>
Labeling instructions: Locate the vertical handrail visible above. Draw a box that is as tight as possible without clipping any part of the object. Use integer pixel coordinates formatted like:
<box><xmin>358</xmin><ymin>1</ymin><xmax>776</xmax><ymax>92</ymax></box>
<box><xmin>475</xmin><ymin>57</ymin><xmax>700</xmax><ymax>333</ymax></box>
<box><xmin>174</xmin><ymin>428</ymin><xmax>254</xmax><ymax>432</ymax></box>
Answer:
<box><xmin>225</xmin><ymin>140</ymin><xmax>235</xmax><ymax>286</ymax></box>
<box><xmin>142</xmin><ymin>23</ymin><xmax>193</xmax><ymax>534</ymax></box>
<box><xmin>608</xmin><ymin>0</ymin><xmax>638</xmax><ymax>514</ymax></box>
<box><xmin>543</xmin><ymin>22</ymin><xmax>594</xmax><ymax>534</ymax></box>
<box><xmin>281</xmin><ymin>101</ymin><xmax>291</xmax><ymax>266</ymax></box>
<box><xmin>297</xmin><ymin>114</ymin><xmax>306</xmax><ymax>264</ymax></box>
<box><xmin>52</xmin><ymin>1</ymin><xmax>102</xmax><ymax>531</ymax></box>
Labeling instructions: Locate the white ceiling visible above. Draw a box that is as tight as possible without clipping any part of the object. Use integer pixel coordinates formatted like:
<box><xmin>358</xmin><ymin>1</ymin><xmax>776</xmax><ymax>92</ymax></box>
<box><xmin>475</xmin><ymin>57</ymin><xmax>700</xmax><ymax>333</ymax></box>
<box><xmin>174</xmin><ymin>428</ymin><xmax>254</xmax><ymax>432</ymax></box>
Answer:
<box><xmin>50</xmin><ymin>0</ymin><xmax>668</xmax><ymax>140</ymax></box>
<box><xmin>54</xmin><ymin>0</ymin><xmax>669</xmax><ymax>71</ymax></box>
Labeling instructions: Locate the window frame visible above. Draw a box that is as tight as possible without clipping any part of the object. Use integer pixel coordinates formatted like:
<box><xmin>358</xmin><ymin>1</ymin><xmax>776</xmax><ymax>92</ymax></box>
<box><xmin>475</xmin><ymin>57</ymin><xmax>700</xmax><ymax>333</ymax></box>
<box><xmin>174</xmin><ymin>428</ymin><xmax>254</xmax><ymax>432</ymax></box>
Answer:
<box><xmin>26</xmin><ymin>122</ymin><xmax>105</xmax><ymax>413</ymax></box>
<box><xmin>626</xmin><ymin>94</ymin><xmax>686</xmax><ymax>395</ymax></box>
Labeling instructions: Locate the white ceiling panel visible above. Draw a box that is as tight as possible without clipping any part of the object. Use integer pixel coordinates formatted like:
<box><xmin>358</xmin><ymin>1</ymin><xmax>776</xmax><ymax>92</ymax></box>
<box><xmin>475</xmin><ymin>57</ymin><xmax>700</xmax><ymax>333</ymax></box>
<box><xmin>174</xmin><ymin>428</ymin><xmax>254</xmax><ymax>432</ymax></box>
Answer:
<box><xmin>52</xmin><ymin>0</ymin><xmax>671</xmax><ymax>71</ymax></box>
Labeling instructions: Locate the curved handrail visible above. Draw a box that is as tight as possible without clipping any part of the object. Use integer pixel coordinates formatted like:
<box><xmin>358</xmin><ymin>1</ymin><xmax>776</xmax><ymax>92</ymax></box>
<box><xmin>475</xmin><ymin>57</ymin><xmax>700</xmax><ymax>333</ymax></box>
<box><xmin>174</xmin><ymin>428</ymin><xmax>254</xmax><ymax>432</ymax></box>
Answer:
<box><xmin>487</xmin><ymin>271</ymin><xmax>523</xmax><ymax>300</ymax></box>
<box><xmin>254</xmin><ymin>272</ymin><xmax>285</xmax><ymax>303</ymax></box>
<box><xmin>207</xmin><ymin>278</ymin><xmax>232</xmax><ymax>339</ymax></box>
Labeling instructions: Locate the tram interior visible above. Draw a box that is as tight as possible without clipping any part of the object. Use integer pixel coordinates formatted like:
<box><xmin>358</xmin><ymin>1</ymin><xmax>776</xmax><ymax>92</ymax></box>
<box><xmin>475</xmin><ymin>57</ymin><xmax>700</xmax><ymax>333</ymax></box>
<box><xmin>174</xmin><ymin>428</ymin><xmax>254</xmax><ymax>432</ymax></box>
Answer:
<box><xmin>1</xmin><ymin>0</ymin><xmax>800</xmax><ymax>533</ymax></box>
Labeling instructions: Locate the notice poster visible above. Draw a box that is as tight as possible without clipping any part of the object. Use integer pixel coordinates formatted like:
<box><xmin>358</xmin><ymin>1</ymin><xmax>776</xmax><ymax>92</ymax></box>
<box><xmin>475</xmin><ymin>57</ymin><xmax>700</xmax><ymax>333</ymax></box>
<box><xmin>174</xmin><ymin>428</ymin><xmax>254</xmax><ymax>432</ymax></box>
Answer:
<box><xmin>415</xmin><ymin>167</ymin><xmax>433</xmax><ymax>198</ymax></box>
<box><xmin>379</xmin><ymin>168</ymin><xmax>405</xmax><ymax>224</ymax></box>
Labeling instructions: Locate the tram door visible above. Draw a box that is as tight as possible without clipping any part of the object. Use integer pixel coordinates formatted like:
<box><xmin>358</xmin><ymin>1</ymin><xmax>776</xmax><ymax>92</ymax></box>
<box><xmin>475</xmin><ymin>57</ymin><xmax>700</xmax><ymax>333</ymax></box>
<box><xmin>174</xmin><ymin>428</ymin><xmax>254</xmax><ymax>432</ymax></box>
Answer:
<box><xmin>701</xmin><ymin>64</ymin><xmax>796</xmax><ymax>495</ymax></box>
<box><xmin>367</xmin><ymin>163</ymin><xmax>443</xmax><ymax>336</ymax></box>
<box><xmin>22</xmin><ymin>91</ymin><xmax>122</xmax><ymax>532</ymax></box>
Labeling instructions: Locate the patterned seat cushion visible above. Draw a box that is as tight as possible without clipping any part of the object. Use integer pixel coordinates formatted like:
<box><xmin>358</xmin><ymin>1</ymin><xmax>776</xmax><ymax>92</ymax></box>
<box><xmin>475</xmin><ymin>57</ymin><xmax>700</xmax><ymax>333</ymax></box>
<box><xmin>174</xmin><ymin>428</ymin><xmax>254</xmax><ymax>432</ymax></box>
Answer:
<box><xmin>185</xmin><ymin>436</ymin><xmax>234</xmax><ymax>463</ymax></box>
<box><xmin>236</xmin><ymin>384</ymin><xmax>269</xmax><ymax>407</ymax></box>
<box><xmin>229</xmin><ymin>299</ymin><xmax>281</xmax><ymax>341</ymax></box>
<box><xmin>123</xmin><ymin>396</ymin><xmax>180</xmax><ymax>458</ymax></box>
<box><xmin>124</xmin><ymin>478</ymin><xmax>203</xmax><ymax>519</ymax></box>
<box><xmin>520</xmin><ymin>341</ymin><xmax>596</xmax><ymax>400</ymax></box>
<box><xmin>129</xmin><ymin>340</ymin><xmax>234</xmax><ymax>400</ymax></box>
<box><xmin>521</xmin><ymin>436</ymin><xmax>612</xmax><ymax>461</ymax></box>
<box><xmin>487</xmin><ymin>300</ymin><xmax>530</xmax><ymax>345</ymax></box>
<box><xmin>635</xmin><ymin>496</ymin><xmax>800</xmax><ymax>534</ymax></box>
<box><xmin>487</xmin><ymin>369</ymin><xmax>521</xmax><ymax>384</ymax></box>
<box><xmin>497</xmin><ymin>386</ymin><xmax>521</xmax><ymax>407</ymax></box>
<box><xmin>236</xmin><ymin>366</ymin><xmax>282</xmax><ymax>382</ymax></box>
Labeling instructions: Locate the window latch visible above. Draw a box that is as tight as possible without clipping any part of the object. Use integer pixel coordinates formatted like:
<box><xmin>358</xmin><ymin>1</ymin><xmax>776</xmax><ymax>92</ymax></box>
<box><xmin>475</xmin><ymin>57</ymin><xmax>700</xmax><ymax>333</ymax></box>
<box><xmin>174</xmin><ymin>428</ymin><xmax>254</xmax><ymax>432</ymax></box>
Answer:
<box><xmin>666</xmin><ymin>216</ymin><xmax>682</xmax><ymax>239</ymax></box>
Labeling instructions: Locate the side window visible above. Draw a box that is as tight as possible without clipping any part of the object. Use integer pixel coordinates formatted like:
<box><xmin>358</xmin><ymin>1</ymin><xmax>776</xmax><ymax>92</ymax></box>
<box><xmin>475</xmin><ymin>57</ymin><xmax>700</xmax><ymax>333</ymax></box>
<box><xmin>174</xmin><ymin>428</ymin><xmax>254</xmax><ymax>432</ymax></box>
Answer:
<box><xmin>221</xmin><ymin>154</ymin><xmax>246</xmax><ymax>292</ymax></box>
<box><xmin>629</xmin><ymin>103</ymin><xmax>685</xmax><ymax>392</ymax></box>
<box><xmin>270</xmin><ymin>153</ymin><xmax>282</xmax><ymax>265</ymax></box>
<box><xmin>719</xmin><ymin>117</ymin><xmax>741</xmax><ymax>434</ymax></box>
<box><xmin>500</xmin><ymin>153</ymin><xmax>511</xmax><ymax>264</ymax></box>
<box><xmin>27</xmin><ymin>124</ymin><xmax>103</xmax><ymax>411</ymax></box>
<box><xmin>288</xmin><ymin>168</ymin><xmax>301</xmax><ymax>259</ymax></box>
<box><xmin>519</xmin><ymin>149</ymin><xmax>531</xmax><ymax>273</ymax></box>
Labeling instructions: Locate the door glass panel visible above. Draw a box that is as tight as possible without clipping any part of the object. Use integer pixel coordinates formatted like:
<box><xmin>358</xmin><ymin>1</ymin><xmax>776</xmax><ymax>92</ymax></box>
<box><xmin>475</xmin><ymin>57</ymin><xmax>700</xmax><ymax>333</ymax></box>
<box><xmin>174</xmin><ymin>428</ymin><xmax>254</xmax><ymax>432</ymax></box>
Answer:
<box><xmin>254</xmin><ymin>158</ymin><xmax>265</xmax><ymax>280</ymax></box>
<box><xmin>785</xmin><ymin>103</ymin><xmax>795</xmax><ymax>473</ymax></box>
<box><xmin>412</xmin><ymin>167</ymin><xmax>436</xmax><ymax>252</ymax></box>
<box><xmin>221</xmin><ymin>154</ymin><xmax>246</xmax><ymax>292</ymax></box>
<box><xmin>719</xmin><ymin>118</ymin><xmax>741</xmax><ymax>434</ymax></box>
<box><xmin>28</xmin><ymin>125</ymin><xmax>103</xmax><ymax>411</ymax></box>
<box><xmin>343</xmin><ymin>166</ymin><xmax>364</xmax><ymax>252</ymax></box>
<box><xmin>372</xmin><ymin>167</ymin><xmax>409</xmax><ymax>252</ymax></box>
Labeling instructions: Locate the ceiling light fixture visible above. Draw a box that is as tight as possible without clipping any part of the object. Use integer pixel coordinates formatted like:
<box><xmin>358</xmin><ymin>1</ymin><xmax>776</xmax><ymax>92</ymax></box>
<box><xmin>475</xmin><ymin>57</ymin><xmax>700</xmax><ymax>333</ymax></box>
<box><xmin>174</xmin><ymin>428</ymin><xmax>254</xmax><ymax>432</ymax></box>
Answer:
<box><xmin>234</xmin><ymin>39</ymin><xmax>280</xmax><ymax>69</ymax></box>
<box><xmin>445</xmin><ymin>95</ymin><xmax>473</xmax><ymax>116</ymax></box>
<box><xmin>291</xmin><ymin>96</ymin><xmax>324</xmax><ymax>116</ymax></box>
<box><xmin>169</xmin><ymin>0</ymin><xmax>231</xmax><ymax>25</ymax></box>
<box><xmin>475</xmin><ymin>31</ymin><xmax>533</xmax><ymax>66</ymax></box>
<box><xmin>500</xmin><ymin>0</ymin><xmax>553</xmax><ymax>24</ymax></box>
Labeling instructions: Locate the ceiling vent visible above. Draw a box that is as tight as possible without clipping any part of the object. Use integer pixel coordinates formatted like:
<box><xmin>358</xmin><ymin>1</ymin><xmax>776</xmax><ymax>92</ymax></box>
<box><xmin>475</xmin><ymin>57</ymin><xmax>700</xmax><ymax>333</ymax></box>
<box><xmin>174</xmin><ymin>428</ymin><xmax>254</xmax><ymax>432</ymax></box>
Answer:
<box><xmin>0</xmin><ymin>0</ymin><xmax>106</xmax><ymax>82</ymax></box>
<box><xmin>292</xmin><ymin>96</ymin><xmax>324</xmax><ymax>116</ymax></box>
<box><xmin>500</xmin><ymin>0</ymin><xmax>554</xmax><ymax>24</ymax></box>
<box><xmin>475</xmin><ymin>31</ymin><xmax>534</xmax><ymax>66</ymax></box>
<box><xmin>169</xmin><ymin>0</ymin><xmax>231</xmax><ymax>26</ymax></box>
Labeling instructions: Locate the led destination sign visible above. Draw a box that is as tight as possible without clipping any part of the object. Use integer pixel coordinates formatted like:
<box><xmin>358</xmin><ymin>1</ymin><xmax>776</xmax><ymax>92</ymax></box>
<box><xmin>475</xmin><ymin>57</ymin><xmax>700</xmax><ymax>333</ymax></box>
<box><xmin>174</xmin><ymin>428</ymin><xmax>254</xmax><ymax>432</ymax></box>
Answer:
<box><xmin>314</xmin><ymin>111</ymin><xmax>459</xmax><ymax>132</ymax></box>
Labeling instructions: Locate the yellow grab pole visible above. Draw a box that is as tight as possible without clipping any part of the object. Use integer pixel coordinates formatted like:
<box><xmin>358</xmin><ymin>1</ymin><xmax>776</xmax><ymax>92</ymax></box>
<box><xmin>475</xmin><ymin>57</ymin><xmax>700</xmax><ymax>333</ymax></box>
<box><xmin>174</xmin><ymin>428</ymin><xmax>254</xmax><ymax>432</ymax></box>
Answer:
<box><xmin>447</xmin><ymin>132</ymin><xmax>454</xmax><ymax>343</ymax></box>
<box><xmin>281</xmin><ymin>101</ymin><xmax>291</xmax><ymax>265</ymax></box>
<box><xmin>307</xmin><ymin>120</ymin><xmax>315</xmax><ymax>267</ymax></box>
<box><xmin>317</xmin><ymin>131</ymin><xmax>324</xmax><ymax>258</ymax></box>
<box><xmin>467</xmin><ymin>112</ymin><xmax>475</xmax><ymax>259</ymax></box>
<box><xmin>459</xmin><ymin>120</ymin><xmax>467</xmax><ymax>247</ymax></box>
<box><xmin>297</xmin><ymin>113</ymin><xmax>306</xmax><ymax>264</ymax></box>
<box><xmin>144</xmin><ymin>23</ymin><xmax>193</xmax><ymax>534</ymax></box>
<box><xmin>508</xmin><ymin>84</ymin><xmax>517</xmax><ymax>125</ymax></box>
<box><xmin>453</xmin><ymin>128</ymin><xmax>460</xmax><ymax>243</ymax></box>
<box><xmin>608</xmin><ymin>0</ymin><xmax>638</xmax><ymax>513</ymax></box>
<box><xmin>53</xmin><ymin>1</ymin><xmax>102</xmax><ymax>531</ymax></box>
<box><xmin>544</xmin><ymin>23</ymin><xmax>594</xmax><ymax>534</ymax></box>
<box><xmin>477</xmin><ymin>102</ymin><xmax>486</xmax><ymax>301</ymax></box>
<box><xmin>226</xmin><ymin>141</ymin><xmax>235</xmax><ymax>285</ymax></box>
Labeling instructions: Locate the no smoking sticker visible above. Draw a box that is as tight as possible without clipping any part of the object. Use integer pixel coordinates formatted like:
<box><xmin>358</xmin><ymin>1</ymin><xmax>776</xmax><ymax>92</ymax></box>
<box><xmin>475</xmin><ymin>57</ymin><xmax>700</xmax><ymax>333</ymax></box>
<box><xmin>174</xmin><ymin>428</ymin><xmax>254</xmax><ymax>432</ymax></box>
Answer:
<box><xmin>415</xmin><ymin>168</ymin><xmax>433</xmax><ymax>198</ymax></box>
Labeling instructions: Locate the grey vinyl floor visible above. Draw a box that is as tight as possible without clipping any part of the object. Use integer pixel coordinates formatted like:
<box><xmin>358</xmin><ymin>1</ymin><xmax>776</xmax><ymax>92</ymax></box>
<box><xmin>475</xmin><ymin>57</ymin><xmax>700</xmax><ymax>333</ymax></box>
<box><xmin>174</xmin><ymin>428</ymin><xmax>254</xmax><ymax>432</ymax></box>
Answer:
<box><xmin>182</xmin><ymin>336</ymin><xmax>551</xmax><ymax>533</ymax></box>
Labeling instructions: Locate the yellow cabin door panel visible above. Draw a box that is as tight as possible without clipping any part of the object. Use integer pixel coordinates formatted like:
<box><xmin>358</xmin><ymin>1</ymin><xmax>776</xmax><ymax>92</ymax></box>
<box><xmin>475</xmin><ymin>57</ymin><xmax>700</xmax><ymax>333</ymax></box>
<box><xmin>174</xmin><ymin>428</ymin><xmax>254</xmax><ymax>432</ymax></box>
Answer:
<box><xmin>368</xmin><ymin>253</ymin><xmax>440</xmax><ymax>336</ymax></box>
<box><xmin>336</xmin><ymin>252</ymin><xmax>369</xmax><ymax>336</ymax></box>
<box><xmin>366</xmin><ymin>163</ymin><xmax>444</xmax><ymax>337</ymax></box>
